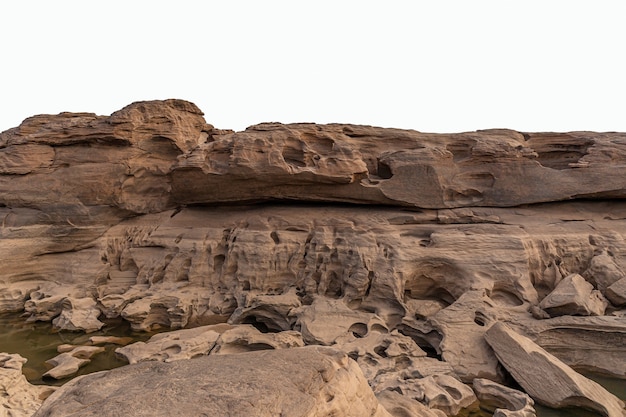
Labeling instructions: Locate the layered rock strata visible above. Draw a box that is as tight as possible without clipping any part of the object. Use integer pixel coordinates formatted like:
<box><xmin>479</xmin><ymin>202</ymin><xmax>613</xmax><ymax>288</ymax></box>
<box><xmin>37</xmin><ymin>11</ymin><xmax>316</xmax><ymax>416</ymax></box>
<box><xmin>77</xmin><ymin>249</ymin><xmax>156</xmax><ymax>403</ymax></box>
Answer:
<box><xmin>1</xmin><ymin>100</ymin><xmax>626</xmax><ymax>416</ymax></box>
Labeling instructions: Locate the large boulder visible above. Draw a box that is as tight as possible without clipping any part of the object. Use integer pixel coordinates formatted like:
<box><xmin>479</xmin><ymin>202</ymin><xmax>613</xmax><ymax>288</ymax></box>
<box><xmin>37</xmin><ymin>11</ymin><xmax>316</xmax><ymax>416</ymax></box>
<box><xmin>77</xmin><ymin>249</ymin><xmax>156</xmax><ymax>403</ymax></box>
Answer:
<box><xmin>538</xmin><ymin>274</ymin><xmax>608</xmax><ymax>317</ymax></box>
<box><xmin>484</xmin><ymin>322</ymin><xmax>625</xmax><ymax>417</ymax></box>
<box><xmin>34</xmin><ymin>347</ymin><xmax>392</xmax><ymax>417</ymax></box>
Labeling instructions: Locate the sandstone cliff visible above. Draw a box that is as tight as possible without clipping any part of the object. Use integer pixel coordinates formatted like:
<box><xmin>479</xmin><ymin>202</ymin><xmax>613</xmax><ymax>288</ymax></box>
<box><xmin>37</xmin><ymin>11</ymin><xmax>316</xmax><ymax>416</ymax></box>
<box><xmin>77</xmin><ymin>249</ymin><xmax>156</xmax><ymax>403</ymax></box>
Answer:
<box><xmin>1</xmin><ymin>100</ymin><xmax>625</xmax><ymax>417</ymax></box>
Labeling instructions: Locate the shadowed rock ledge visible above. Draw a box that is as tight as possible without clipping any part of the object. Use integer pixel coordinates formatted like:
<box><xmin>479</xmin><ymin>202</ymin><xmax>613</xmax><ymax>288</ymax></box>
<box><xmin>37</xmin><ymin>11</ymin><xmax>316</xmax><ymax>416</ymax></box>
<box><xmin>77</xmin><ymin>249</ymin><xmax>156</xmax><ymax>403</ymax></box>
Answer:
<box><xmin>1</xmin><ymin>100</ymin><xmax>625</xmax><ymax>417</ymax></box>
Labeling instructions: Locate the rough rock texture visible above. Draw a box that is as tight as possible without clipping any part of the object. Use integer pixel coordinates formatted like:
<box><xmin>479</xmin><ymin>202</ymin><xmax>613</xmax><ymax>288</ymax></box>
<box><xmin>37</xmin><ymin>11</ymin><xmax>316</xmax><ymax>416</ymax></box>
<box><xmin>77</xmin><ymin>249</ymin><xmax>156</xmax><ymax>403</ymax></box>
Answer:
<box><xmin>33</xmin><ymin>347</ymin><xmax>391</xmax><ymax>417</ymax></box>
<box><xmin>473</xmin><ymin>378</ymin><xmax>536</xmax><ymax>417</ymax></box>
<box><xmin>115</xmin><ymin>323</ymin><xmax>304</xmax><ymax>363</ymax></box>
<box><xmin>0</xmin><ymin>353</ymin><xmax>55</xmax><ymax>417</ymax></box>
<box><xmin>2</xmin><ymin>100</ymin><xmax>626</xmax><ymax>416</ymax></box>
<box><xmin>538</xmin><ymin>273</ymin><xmax>608</xmax><ymax>317</ymax></box>
<box><xmin>43</xmin><ymin>346</ymin><xmax>105</xmax><ymax>380</ymax></box>
<box><xmin>484</xmin><ymin>322</ymin><xmax>625</xmax><ymax>417</ymax></box>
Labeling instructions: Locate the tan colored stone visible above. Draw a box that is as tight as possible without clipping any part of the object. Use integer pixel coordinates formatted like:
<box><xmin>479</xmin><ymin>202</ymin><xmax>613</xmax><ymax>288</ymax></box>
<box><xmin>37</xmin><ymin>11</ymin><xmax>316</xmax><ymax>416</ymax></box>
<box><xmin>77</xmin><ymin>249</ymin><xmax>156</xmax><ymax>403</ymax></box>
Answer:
<box><xmin>43</xmin><ymin>346</ymin><xmax>105</xmax><ymax>380</ymax></box>
<box><xmin>52</xmin><ymin>297</ymin><xmax>104</xmax><ymax>333</ymax></box>
<box><xmin>0</xmin><ymin>353</ymin><xmax>56</xmax><ymax>417</ymax></box>
<box><xmin>484</xmin><ymin>322</ymin><xmax>625</xmax><ymax>417</ymax></box>
<box><xmin>606</xmin><ymin>277</ymin><xmax>626</xmax><ymax>306</ymax></box>
<box><xmin>539</xmin><ymin>274</ymin><xmax>608</xmax><ymax>317</ymax></box>
<box><xmin>115</xmin><ymin>325</ymin><xmax>222</xmax><ymax>364</ymax></box>
<box><xmin>34</xmin><ymin>347</ymin><xmax>392</xmax><ymax>417</ymax></box>
<box><xmin>473</xmin><ymin>378</ymin><xmax>536</xmax><ymax>417</ymax></box>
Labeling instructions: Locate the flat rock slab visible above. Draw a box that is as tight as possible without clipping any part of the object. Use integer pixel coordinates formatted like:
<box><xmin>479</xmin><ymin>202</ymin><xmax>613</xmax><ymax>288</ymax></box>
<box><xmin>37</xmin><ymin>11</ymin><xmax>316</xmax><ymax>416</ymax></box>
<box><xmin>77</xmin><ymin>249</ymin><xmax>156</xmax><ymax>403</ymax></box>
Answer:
<box><xmin>484</xmin><ymin>322</ymin><xmax>625</xmax><ymax>417</ymax></box>
<box><xmin>34</xmin><ymin>346</ymin><xmax>391</xmax><ymax>417</ymax></box>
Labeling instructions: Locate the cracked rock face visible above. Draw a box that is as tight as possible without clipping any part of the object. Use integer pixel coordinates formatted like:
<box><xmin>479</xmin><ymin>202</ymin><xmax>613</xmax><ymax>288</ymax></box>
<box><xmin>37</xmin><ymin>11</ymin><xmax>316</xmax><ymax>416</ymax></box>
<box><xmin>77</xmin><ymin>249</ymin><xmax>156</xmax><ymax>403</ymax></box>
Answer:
<box><xmin>2</xmin><ymin>100</ymin><xmax>626</xmax><ymax>417</ymax></box>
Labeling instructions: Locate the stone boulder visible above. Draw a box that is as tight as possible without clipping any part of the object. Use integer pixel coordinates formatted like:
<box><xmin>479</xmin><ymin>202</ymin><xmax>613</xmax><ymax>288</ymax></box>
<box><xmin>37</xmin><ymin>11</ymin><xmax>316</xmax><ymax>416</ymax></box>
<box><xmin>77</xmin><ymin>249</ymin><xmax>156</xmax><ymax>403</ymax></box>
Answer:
<box><xmin>538</xmin><ymin>274</ymin><xmax>608</xmax><ymax>317</ymax></box>
<box><xmin>484</xmin><ymin>322</ymin><xmax>625</xmax><ymax>417</ymax></box>
<box><xmin>43</xmin><ymin>346</ymin><xmax>105</xmax><ymax>380</ymax></box>
<box><xmin>0</xmin><ymin>353</ymin><xmax>56</xmax><ymax>417</ymax></box>
<box><xmin>473</xmin><ymin>378</ymin><xmax>536</xmax><ymax>417</ymax></box>
<box><xmin>34</xmin><ymin>347</ymin><xmax>392</xmax><ymax>417</ymax></box>
<box><xmin>606</xmin><ymin>277</ymin><xmax>626</xmax><ymax>306</ymax></box>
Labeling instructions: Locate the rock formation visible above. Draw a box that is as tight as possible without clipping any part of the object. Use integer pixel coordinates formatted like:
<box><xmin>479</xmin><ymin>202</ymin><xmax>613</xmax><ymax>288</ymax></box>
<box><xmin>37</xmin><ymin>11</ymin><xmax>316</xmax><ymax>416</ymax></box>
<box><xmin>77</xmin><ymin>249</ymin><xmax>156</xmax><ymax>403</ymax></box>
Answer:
<box><xmin>33</xmin><ymin>347</ymin><xmax>391</xmax><ymax>417</ymax></box>
<box><xmin>1</xmin><ymin>99</ymin><xmax>626</xmax><ymax>416</ymax></box>
<box><xmin>0</xmin><ymin>353</ymin><xmax>56</xmax><ymax>417</ymax></box>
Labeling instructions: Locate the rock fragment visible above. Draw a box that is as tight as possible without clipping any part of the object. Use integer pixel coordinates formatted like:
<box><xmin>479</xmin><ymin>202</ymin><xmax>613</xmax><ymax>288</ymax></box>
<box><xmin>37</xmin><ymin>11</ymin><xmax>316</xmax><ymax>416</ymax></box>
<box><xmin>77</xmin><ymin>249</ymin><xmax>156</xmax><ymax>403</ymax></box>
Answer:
<box><xmin>484</xmin><ymin>322</ymin><xmax>625</xmax><ymax>417</ymax></box>
<box><xmin>538</xmin><ymin>274</ymin><xmax>608</xmax><ymax>317</ymax></box>
<box><xmin>43</xmin><ymin>346</ymin><xmax>105</xmax><ymax>380</ymax></box>
<box><xmin>473</xmin><ymin>378</ymin><xmax>536</xmax><ymax>417</ymax></box>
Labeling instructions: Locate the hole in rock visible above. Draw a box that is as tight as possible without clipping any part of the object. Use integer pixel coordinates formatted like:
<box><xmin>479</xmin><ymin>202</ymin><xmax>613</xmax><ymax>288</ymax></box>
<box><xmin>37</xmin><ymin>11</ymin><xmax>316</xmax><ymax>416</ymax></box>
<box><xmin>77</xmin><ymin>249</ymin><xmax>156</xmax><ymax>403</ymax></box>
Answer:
<box><xmin>374</xmin><ymin>345</ymin><xmax>389</xmax><ymax>358</ymax></box>
<box><xmin>241</xmin><ymin>343</ymin><xmax>275</xmax><ymax>352</ymax></box>
<box><xmin>473</xmin><ymin>312</ymin><xmax>486</xmax><ymax>327</ymax></box>
<box><xmin>490</xmin><ymin>288</ymin><xmax>523</xmax><ymax>307</ymax></box>
<box><xmin>213</xmin><ymin>254</ymin><xmax>225</xmax><ymax>273</ymax></box>
<box><xmin>282</xmin><ymin>145</ymin><xmax>306</xmax><ymax>167</ymax></box>
<box><xmin>324</xmin><ymin>271</ymin><xmax>343</xmax><ymax>299</ymax></box>
<box><xmin>529</xmin><ymin>135</ymin><xmax>593</xmax><ymax>170</ymax></box>
<box><xmin>348</xmin><ymin>323</ymin><xmax>368</xmax><ymax>338</ymax></box>
<box><xmin>376</xmin><ymin>160</ymin><xmax>393</xmax><ymax>179</ymax></box>
<box><xmin>241</xmin><ymin>316</ymin><xmax>277</xmax><ymax>333</ymax></box>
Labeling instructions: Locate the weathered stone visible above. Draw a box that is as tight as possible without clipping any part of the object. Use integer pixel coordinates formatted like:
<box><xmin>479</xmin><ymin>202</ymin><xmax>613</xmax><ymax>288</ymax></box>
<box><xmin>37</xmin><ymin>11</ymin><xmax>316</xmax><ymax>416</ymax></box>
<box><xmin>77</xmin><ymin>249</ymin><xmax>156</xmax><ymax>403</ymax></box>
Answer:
<box><xmin>0</xmin><ymin>281</ymin><xmax>42</xmax><ymax>312</ymax></box>
<box><xmin>473</xmin><ymin>378</ymin><xmax>536</xmax><ymax>417</ymax></box>
<box><xmin>214</xmin><ymin>324</ymin><xmax>304</xmax><ymax>354</ymax></box>
<box><xmin>428</xmin><ymin>290</ymin><xmax>505</xmax><ymax>382</ymax></box>
<box><xmin>374</xmin><ymin>374</ymin><xmax>478</xmax><ymax>416</ymax></box>
<box><xmin>510</xmin><ymin>315</ymin><xmax>626</xmax><ymax>378</ymax></box>
<box><xmin>606</xmin><ymin>277</ymin><xmax>626</xmax><ymax>306</ymax></box>
<box><xmin>115</xmin><ymin>323</ymin><xmax>304</xmax><ymax>364</ymax></box>
<box><xmin>293</xmin><ymin>297</ymin><xmax>387</xmax><ymax>345</ymax></box>
<box><xmin>484</xmin><ymin>322</ymin><xmax>625</xmax><ymax>417</ymax></box>
<box><xmin>539</xmin><ymin>274</ymin><xmax>608</xmax><ymax>317</ymax></box>
<box><xmin>43</xmin><ymin>346</ymin><xmax>105</xmax><ymax>380</ymax></box>
<box><xmin>228</xmin><ymin>288</ymin><xmax>301</xmax><ymax>331</ymax></box>
<box><xmin>4</xmin><ymin>101</ymin><xmax>626</xmax><ymax>417</ymax></box>
<box><xmin>583</xmin><ymin>250</ymin><xmax>625</xmax><ymax>292</ymax></box>
<box><xmin>376</xmin><ymin>389</ymin><xmax>447</xmax><ymax>417</ymax></box>
<box><xmin>0</xmin><ymin>353</ymin><xmax>56</xmax><ymax>417</ymax></box>
<box><xmin>34</xmin><ymin>347</ymin><xmax>392</xmax><ymax>417</ymax></box>
<box><xmin>52</xmin><ymin>297</ymin><xmax>105</xmax><ymax>333</ymax></box>
<box><xmin>87</xmin><ymin>336</ymin><xmax>134</xmax><ymax>346</ymax></box>
<box><xmin>115</xmin><ymin>324</ymin><xmax>223</xmax><ymax>364</ymax></box>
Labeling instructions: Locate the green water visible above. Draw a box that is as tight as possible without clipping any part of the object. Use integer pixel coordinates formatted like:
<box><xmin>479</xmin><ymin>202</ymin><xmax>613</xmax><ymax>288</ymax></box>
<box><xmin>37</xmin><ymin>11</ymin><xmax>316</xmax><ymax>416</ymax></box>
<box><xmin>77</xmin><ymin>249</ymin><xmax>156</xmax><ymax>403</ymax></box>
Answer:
<box><xmin>0</xmin><ymin>313</ymin><xmax>154</xmax><ymax>385</ymax></box>
<box><xmin>0</xmin><ymin>313</ymin><xmax>624</xmax><ymax>416</ymax></box>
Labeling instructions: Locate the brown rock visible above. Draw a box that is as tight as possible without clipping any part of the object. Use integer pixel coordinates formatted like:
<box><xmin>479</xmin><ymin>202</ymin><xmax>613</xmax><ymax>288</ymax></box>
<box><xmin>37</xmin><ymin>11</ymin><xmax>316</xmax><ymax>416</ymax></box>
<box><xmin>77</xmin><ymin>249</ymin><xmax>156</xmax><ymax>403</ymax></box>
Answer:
<box><xmin>43</xmin><ymin>346</ymin><xmax>105</xmax><ymax>380</ymax></box>
<box><xmin>473</xmin><ymin>378</ymin><xmax>536</xmax><ymax>417</ymax></box>
<box><xmin>484</xmin><ymin>322</ymin><xmax>625</xmax><ymax>417</ymax></box>
<box><xmin>34</xmin><ymin>347</ymin><xmax>392</xmax><ymax>417</ymax></box>
<box><xmin>0</xmin><ymin>353</ymin><xmax>56</xmax><ymax>417</ymax></box>
<box><xmin>606</xmin><ymin>277</ymin><xmax>626</xmax><ymax>306</ymax></box>
<box><xmin>538</xmin><ymin>274</ymin><xmax>608</xmax><ymax>317</ymax></box>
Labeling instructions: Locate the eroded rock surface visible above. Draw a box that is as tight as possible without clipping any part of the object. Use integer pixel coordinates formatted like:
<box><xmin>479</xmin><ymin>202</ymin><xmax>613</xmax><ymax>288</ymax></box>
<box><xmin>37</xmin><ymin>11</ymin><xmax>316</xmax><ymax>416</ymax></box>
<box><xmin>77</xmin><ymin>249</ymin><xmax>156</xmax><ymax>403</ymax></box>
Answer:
<box><xmin>0</xmin><ymin>353</ymin><xmax>55</xmax><ymax>417</ymax></box>
<box><xmin>484</xmin><ymin>322</ymin><xmax>625</xmax><ymax>417</ymax></box>
<box><xmin>34</xmin><ymin>347</ymin><xmax>392</xmax><ymax>417</ymax></box>
<box><xmin>2</xmin><ymin>100</ymin><xmax>626</xmax><ymax>417</ymax></box>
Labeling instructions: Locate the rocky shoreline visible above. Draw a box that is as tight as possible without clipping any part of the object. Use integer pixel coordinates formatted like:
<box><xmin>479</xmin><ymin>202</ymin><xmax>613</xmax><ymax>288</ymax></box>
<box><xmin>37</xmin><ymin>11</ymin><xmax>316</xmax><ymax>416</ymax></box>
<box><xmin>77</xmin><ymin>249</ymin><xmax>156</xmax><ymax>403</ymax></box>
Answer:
<box><xmin>1</xmin><ymin>100</ymin><xmax>625</xmax><ymax>416</ymax></box>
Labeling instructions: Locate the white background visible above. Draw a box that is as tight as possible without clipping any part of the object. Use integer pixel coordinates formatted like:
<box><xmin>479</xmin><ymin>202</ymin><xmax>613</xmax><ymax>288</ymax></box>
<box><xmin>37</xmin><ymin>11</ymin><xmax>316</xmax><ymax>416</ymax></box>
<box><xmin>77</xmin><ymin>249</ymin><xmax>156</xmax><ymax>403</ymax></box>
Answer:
<box><xmin>1</xmin><ymin>1</ymin><xmax>625</xmax><ymax>133</ymax></box>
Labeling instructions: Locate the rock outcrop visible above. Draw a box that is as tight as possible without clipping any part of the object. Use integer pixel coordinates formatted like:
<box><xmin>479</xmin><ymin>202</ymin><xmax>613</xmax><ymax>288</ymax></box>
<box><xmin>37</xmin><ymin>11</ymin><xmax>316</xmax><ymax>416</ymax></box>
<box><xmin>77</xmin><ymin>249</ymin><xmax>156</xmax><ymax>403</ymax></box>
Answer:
<box><xmin>33</xmin><ymin>347</ymin><xmax>391</xmax><ymax>417</ymax></box>
<box><xmin>1</xmin><ymin>100</ymin><xmax>626</xmax><ymax>417</ymax></box>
